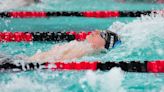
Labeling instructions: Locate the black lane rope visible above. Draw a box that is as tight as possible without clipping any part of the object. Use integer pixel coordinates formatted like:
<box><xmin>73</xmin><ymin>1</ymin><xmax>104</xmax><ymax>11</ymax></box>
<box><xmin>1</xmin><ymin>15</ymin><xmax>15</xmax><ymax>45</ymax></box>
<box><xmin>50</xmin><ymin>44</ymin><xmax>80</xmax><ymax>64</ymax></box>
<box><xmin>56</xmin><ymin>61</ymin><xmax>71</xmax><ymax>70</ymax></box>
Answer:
<box><xmin>0</xmin><ymin>60</ymin><xmax>163</xmax><ymax>73</ymax></box>
<box><xmin>0</xmin><ymin>10</ymin><xmax>163</xmax><ymax>18</ymax></box>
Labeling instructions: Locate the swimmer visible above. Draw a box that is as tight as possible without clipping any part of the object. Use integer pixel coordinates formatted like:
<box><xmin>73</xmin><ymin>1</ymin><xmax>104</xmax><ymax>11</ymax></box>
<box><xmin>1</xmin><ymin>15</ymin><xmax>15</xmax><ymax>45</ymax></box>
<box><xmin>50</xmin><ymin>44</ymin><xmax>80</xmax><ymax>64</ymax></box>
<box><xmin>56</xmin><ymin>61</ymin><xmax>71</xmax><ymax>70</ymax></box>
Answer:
<box><xmin>28</xmin><ymin>30</ymin><xmax>121</xmax><ymax>62</ymax></box>
<box><xmin>0</xmin><ymin>0</ymin><xmax>40</xmax><ymax>11</ymax></box>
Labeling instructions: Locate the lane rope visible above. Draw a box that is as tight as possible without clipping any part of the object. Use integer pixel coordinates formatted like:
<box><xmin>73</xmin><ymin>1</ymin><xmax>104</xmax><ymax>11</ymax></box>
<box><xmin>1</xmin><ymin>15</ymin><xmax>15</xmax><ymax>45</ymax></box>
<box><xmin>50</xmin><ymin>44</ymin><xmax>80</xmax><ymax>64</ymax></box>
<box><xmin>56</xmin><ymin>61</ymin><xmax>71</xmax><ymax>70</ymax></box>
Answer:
<box><xmin>0</xmin><ymin>10</ymin><xmax>163</xmax><ymax>18</ymax></box>
<box><xmin>0</xmin><ymin>31</ymin><xmax>91</xmax><ymax>42</ymax></box>
<box><xmin>0</xmin><ymin>60</ymin><xmax>164</xmax><ymax>73</ymax></box>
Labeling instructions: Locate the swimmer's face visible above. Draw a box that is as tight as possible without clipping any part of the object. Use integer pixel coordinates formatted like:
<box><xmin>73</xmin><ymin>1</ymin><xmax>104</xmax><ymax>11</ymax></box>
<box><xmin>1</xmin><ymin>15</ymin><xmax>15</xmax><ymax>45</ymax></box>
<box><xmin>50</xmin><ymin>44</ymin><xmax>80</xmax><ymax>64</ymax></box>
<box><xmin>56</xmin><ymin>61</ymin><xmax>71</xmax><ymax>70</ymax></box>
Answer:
<box><xmin>86</xmin><ymin>30</ymin><xmax>106</xmax><ymax>49</ymax></box>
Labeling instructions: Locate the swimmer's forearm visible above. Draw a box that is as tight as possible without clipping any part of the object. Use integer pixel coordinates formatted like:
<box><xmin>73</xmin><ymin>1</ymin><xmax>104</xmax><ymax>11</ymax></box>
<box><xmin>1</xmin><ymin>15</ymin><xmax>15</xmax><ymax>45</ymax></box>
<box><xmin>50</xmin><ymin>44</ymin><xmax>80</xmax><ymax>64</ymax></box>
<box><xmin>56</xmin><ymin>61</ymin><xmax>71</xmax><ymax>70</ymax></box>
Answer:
<box><xmin>29</xmin><ymin>51</ymin><xmax>52</xmax><ymax>61</ymax></box>
<box><xmin>29</xmin><ymin>40</ymin><xmax>96</xmax><ymax>62</ymax></box>
<box><xmin>29</xmin><ymin>48</ymin><xmax>87</xmax><ymax>61</ymax></box>
<box><xmin>61</xmin><ymin>48</ymin><xmax>90</xmax><ymax>60</ymax></box>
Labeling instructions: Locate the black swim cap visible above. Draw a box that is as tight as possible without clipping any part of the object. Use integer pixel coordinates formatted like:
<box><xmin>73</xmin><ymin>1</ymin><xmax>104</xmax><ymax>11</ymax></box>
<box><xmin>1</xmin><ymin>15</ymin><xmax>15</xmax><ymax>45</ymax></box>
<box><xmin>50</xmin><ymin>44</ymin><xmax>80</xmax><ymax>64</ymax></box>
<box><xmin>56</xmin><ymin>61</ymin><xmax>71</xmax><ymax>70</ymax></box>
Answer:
<box><xmin>100</xmin><ymin>30</ymin><xmax>120</xmax><ymax>49</ymax></box>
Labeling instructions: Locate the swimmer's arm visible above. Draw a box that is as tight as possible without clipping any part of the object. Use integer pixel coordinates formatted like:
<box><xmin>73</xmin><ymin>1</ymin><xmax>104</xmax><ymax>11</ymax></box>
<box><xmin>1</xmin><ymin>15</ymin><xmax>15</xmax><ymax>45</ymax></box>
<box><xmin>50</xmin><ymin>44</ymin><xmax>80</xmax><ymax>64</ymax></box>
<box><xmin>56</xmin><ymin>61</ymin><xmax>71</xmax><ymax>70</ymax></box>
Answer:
<box><xmin>58</xmin><ymin>44</ymin><xmax>99</xmax><ymax>61</ymax></box>
<box><xmin>28</xmin><ymin>51</ymin><xmax>52</xmax><ymax>62</ymax></box>
<box><xmin>58</xmin><ymin>48</ymin><xmax>88</xmax><ymax>61</ymax></box>
<box><xmin>29</xmin><ymin>47</ymin><xmax>90</xmax><ymax>61</ymax></box>
<box><xmin>28</xmin><ymin>44</ymin><xmax>70</xmax><ymax>61</ymax></box>
<box><xmin>28</xmin><ymin>44</ymin><xmax>95</xmax><ymax>62</ymax></box>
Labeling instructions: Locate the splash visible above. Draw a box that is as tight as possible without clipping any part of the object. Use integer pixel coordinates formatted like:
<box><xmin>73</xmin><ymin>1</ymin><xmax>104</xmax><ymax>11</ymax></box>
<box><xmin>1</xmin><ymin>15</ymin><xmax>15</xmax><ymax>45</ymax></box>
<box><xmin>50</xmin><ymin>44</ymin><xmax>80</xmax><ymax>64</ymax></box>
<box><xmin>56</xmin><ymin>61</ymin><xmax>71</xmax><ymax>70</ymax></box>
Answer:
<box><xmin>79</xmin><ymin>68</ymin><xmax>126</xmax><ymax>92</ymax></box>
<box><xmin>0</xmin><ymin>75</ymin><xmax>62</xmax><ymax>92</ymax></box>
<box><xmin>104</xmin><ymin>13</ymin><xmax>164</xmax><ymax>61</ymax></box>
<box><xmin>160</xmin><ymin>86</ymin><xmax>164</xmax><ymax>92</ymax></box>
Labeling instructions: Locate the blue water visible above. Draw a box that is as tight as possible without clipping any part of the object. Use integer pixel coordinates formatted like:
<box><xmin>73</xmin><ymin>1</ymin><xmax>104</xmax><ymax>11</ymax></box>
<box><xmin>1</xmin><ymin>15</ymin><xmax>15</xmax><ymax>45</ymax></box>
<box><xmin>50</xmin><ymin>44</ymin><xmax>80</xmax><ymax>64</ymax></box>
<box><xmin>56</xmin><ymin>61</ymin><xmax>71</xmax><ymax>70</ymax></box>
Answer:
<box><xmin>0</xmin><ymin>0</ymin><xmax>164</xmax><ymax>92</ymax></box>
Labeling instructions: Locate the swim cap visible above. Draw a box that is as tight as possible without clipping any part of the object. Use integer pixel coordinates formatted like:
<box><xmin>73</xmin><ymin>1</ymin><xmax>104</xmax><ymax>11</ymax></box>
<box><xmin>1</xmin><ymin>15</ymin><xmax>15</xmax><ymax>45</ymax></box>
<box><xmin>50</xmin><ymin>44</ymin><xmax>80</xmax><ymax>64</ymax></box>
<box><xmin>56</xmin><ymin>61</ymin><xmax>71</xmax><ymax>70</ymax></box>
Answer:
<box><xmin>100</xmin><ymin>30</ymin><xmax>120</xmax><ymax>49</ymax></box>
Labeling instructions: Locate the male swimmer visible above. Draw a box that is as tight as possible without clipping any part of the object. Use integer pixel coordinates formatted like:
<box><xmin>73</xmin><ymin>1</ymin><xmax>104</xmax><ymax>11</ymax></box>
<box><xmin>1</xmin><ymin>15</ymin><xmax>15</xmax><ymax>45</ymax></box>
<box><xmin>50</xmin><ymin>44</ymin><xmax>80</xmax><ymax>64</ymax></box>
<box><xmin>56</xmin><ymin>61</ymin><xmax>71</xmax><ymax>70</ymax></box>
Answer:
<box><xmin>0</xmin><ymin>30</ymin><xmax>120</xmax><ymax>64</ymax></box>
<box><xmin>28</xmin><ymin>30</ymin><xmax>121</xmax><ymax>62</ymax></box>
<box><xmin>0</xmin><ymin>0</ymin><xmax>40</xmax><ymax>11</ymax></box>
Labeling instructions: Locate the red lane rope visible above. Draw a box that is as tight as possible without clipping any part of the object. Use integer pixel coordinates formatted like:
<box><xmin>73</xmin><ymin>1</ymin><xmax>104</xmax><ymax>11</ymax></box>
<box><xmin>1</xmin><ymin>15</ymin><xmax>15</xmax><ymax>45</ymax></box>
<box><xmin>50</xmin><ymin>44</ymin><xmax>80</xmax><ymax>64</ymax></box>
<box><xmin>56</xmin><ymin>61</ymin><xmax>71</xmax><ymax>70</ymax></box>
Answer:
<box><xmin>9</xmin><ymin>11</ymin><xmax>47</xmax><ymax>18</ymax></box>
<box><xmin>66</xmin><ymin>31</ymin><xmax>90</xmax><ymax>41</ymax></box>
<box><xmin>0</xmin><ymin>32</ymin><xmax>33</xmax><ymax>42</ymax></box>
<box><xmin>44</xmin><ymin>61</ymin><xmax>98</xmax><ymax>71</ymax></box>
<box><xmin>82</xmin><ymin>11</ymin><xmax>120</xmax><ymax>18</ymax></box>
<box><xmin>147</xmin><ymin>60</ymin><xmax>164</xmax><ymax>73</ymax></box>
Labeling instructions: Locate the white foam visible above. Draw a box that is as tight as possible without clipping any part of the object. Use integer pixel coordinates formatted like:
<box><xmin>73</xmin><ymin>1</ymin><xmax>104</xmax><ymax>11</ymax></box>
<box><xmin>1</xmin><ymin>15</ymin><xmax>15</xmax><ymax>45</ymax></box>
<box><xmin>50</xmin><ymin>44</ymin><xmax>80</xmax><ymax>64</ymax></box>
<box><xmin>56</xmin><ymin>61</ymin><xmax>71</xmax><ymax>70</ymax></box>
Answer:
<box><xmin>160</xmin><ymin>86</ymin><xmax>164</xmax><ymax>92</ymax></box>
<box><xmin>80</xmin><ymin>68</ymin><xmax>126</xmax><ymax>92</ymax></box>
<box><xmin>0</xmin><ymin>76</ymin><xmax>62</xmax><ymax>92</ymax></box>
<box><xmin>104</xmin><ymin>13</ymin><xmax>164</xmax><ymax>60</ymax></box>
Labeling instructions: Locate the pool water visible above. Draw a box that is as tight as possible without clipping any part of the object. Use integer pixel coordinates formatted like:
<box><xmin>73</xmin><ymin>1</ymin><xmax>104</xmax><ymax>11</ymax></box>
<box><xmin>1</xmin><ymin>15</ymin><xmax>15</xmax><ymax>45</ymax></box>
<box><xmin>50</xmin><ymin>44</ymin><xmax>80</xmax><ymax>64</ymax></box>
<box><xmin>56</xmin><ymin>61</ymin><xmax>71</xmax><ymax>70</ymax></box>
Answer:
<box><xmin>0</xmin><ymin>0</ymin><xmax>164</xmax><ymax>92</ymax></box>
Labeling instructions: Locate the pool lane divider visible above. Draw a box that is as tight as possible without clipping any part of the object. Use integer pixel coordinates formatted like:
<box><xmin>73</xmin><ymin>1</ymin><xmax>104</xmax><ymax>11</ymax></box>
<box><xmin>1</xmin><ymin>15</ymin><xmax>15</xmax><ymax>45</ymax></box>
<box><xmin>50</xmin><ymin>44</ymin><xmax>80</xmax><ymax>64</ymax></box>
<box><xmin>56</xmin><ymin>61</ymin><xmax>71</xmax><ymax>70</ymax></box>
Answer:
<box><xmin>0</xmin><ymin>10</ymin><xmax>163</xmax><ymax>18</ymax></box>
<box><xmin>0</xmin><ymin>31</ymin><xmax>90</xmax><ymax>42</ymax></box>
<box><xmin>0</xmin><ymin>60</ymin><xmax>164</xmax><ymax>73</ymax></box>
